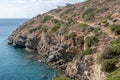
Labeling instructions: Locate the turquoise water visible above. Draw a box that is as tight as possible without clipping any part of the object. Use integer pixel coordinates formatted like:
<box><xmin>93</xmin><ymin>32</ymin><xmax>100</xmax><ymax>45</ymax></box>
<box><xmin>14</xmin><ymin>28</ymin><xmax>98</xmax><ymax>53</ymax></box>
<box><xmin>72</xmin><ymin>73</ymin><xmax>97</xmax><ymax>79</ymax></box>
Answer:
<box><xmin>0</xmin><ymin>19</ymin><xmax>61</xmax><ymax>80</ymax></box>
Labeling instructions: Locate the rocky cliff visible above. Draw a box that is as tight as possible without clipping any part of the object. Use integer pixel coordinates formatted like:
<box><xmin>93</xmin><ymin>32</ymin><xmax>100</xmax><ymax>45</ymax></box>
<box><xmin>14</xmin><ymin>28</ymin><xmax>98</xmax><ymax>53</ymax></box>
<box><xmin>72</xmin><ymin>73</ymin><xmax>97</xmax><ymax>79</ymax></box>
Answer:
<box><xmin>8</xmin><ymin>0</ymin><xmax>120</xmax><ymax>80</ymax></box>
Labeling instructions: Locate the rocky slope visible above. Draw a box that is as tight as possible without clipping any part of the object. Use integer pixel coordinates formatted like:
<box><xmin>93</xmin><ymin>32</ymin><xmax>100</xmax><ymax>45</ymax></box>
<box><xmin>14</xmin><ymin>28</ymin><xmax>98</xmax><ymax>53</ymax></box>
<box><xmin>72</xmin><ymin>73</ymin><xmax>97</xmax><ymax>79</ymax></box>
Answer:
<box><xmin>8</xmin><ymin>0</ymin><xmax>120</xmax><ymax>80</ymax></box>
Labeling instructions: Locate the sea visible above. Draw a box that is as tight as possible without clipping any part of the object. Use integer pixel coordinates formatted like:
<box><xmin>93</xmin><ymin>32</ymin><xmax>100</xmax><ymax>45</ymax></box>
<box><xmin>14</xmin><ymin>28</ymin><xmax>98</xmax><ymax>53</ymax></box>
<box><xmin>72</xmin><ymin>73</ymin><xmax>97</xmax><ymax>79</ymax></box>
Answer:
<box><xmin>0</xmin><ymin>19</ymin><xmax>61</xmax><ymax>80</ymax></box>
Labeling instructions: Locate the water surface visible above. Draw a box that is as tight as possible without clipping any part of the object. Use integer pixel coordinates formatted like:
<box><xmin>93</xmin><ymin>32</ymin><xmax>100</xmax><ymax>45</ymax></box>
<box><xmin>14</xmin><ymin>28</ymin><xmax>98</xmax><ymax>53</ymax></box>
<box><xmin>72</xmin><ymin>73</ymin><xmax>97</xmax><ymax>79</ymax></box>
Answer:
<box><xmin>0</xmin><ymin>19</ymin><xmax>61</xmax><ymax>80</ymax></box>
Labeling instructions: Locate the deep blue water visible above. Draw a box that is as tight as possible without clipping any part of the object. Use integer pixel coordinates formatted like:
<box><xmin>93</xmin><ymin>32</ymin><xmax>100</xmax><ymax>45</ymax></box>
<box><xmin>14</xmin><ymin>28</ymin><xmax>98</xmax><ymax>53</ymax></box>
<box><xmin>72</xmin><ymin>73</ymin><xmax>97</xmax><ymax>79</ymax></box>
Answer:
<box><xmin>0</xmin><ymin>19</ymin><xmax>61</xmax><ymax>80</ymax></box>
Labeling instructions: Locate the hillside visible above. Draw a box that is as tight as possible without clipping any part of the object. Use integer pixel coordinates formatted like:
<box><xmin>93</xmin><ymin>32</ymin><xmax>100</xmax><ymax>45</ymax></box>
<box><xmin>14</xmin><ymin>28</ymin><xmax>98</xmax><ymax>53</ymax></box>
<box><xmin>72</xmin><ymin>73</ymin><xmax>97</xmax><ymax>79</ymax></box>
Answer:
<box><xmin>8</xmin><ymin>0</ymin><xmax>120</xmax><ymax>80</ymax></box>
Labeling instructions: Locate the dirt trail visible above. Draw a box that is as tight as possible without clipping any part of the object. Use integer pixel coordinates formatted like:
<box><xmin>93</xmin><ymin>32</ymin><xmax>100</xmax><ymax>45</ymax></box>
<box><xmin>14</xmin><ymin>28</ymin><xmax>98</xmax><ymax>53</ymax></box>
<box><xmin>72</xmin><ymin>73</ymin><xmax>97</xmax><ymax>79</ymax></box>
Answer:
<box><xmin>47</xmin><ymin>13</ymin><xmax>117</xmax><ymax>38</ymax></box>
<box><xmin>47</xmin><ymin>13</ymin><xmax>68</xmax><ymax>23</ymax></box>
<box><xmin>47</xmin><ymin>13</ymin><xmax>116</xmax><ymax>80</ymax></box>
<box><xmin>47</xmin><ymin>13</ymin><xmax>117</xmax><ymax>53</ymax></box>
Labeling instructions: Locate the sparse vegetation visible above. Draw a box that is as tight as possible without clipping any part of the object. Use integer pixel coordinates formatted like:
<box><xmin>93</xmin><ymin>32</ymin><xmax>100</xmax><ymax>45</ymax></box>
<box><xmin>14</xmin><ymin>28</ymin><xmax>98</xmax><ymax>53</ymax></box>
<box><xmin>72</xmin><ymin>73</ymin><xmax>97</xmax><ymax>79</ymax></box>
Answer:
<box><xmin>96</xmin><ymin>8</ymin><xmax>109</xmax><ymax>13</ymax></box>
<box><xmin>109</xmin><ymin>24</ymin><xmax>120</xmax><ymax>34</ymax></box>
<box><xmin>41</xmin><ymin>25</ymin><xmax>48</xmax><ymax>32</ymax></box>
<box><xmin>10</xmin><ymin>0</ymin><xmax>120</xmax><ymax>80</ymax></box>
<box><xmin>63</xmin><ymin>8</ymin><xmax>73</xmax><ymax>14</ymax></box>
<box><xmin>82</xmin><ymin>8</ymin><xmax>95</xmax><ymax>21</ymax></box>
<box><xmin>67</xmin><ymin>19</ymin><xmax>76</xmax><ymax>25</ymax></box>
<box><xmin>103</xmin><ymin>21</ymin><xmax>109</xmax><ymax>26</ymax></box>
<box><xmin>29</xmin><ymin>27</ymin><xmax>41</xmax><ymax>33</ymax></box>
<box><xmin>101</xmin><ymin>58</ymin><xmax>117</xmax><ymax>72</ymax></box>
<box><xmin>64</xmin><ymin>32</ymin><xmax>77</xmax><ymax>40</ymax></box>
<box><xmin>41</xmin><ymin>15</ymin><xmax>53</xmax><ymax>23</ymax></box>
<box><xmin>79</xmin><ymin>23</ymin><xmax>89</xmax><ymax>32</ymax></box>
<box><xmin>108</xmin><ymin>68</ymin><xmax>120</xmax><ymax>80</ymax></box>
<box><xmin>86</xmin><ymin>36</ymin><xmax>99</xmax><ymax>47</ymax></box>
<box><xmin>79</xmin><ymin>23</ymin><xmax>88</xmax><ymax>27</ymax></box>
<box><xmin>77</xmin><ymin>36</ymin><xmax>84</xmax><ymax>44</ymax></box>
<box><xmin>74</xmin><ymin>48</ymin><xmax>93</xmax><ymax>60</ymax></box>
<box><xmin>69</xmin><ymin>32</ymin><xmax>77</xmax><ymax>38</ymax></box>
<box><xmin>100</xmin><ymin>44</ymin><xmax>120</xmax><ymax>73</ymax></box>
<box><xmin>100</xmin><ymin>45</ymin><xmax>120</xmax><ymax>60</ymax></box>
<box><xmin>111</xmin><ymin>37</ymin><xmax>120</xmax><ymax>45</ymax></box>
<box><xmin>52</xmin><ymin>24</ymin><xmax>61</xmax><ymax>32</ymax></box>
<box><xmin>62</xmin><ymin>24</ymin><xmax>68</xmax><ymax>34</ymax></box>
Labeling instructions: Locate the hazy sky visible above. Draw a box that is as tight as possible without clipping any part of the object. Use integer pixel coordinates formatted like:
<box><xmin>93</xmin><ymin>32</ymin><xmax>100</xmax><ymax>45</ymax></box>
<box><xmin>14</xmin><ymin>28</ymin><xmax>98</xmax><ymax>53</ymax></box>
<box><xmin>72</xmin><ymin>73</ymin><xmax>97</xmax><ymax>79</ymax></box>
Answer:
<box><xmin>0</xmin><ymin>0</ymin><xmax>84</xmax><ymax>18</ymax></box>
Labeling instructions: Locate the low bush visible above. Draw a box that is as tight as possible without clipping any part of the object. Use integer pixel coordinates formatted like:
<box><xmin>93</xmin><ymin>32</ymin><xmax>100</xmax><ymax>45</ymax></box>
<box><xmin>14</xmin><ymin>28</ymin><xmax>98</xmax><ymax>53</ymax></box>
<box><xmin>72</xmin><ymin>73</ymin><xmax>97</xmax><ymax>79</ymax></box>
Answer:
<box><xmin>108</xmin><ymin>68</ymin><xmax>120</xmax><ymax>80</ymax></box>
<box><xmin>82</xmin><ymin>8</ymin><xmax>95</xmax><ymax>21</ymax></box>
<box><xmin>79</xmin><ymin>23</ymin><xmax>89</xmax><ymax>32</ymax></box>
<box><xmin>100</xmin><ymin>45</ymin><xmax>120</xmax><ymax>60</ymax></box>
<box><xmin>69</xmin><ymin>32</ymin><xmax>77</xmax><ymax>38</ymax></box>
<box><xmin>100</xmin><ymin>45</ymin><xmax>120</xmax><ymax>73</ymax></box>
<box><xmin>101</xmin><ymin>47</ymin><xmax>115</xmax><ymax>59</ymax></box>
<box><xmin>64</xmin><ymin>32</ymin><xmax>77</xmax><ymax>40</ymax></box>
<box><xmin>41</xmin><ymin>26</ymin><xmax>48</xmax><ymax>32</ymax></box>
<box><xmin>86</xmin><ymin>36</ymin><xmax>99</xmax><ymax>47</ymax></box>
<box><xmin>103</xmin><ymin>21</ymin><xmax>109</xmax><ymax>26</ymax></box>
<box><xmin>41</xmin><ymin>15</ymin><xmax>53</xmax><ymax>23</ymax></box>
<box><xmin>77</xmin><ymin>36</ymin><xmax>84</xmax><ymax>44</ymax></box>
<box><xmin>79</xmin><ymin>23</ymin><xmax>88</xmax><ymax>27</ymax></box>
<box><xmin>111</xmin><ymin>37</ymin><xmax>120</xmax><ymax>45</ymax></box>
<box><xmin>74</xmin><ymin>48</ymin><xmax>93</xmax><ymax>60</ymax></box>
<box><xmin>101</xmin><ymin>59</ymin><xmax>117</xmax><ymax>72</ymax></box>
<box><xmin>62</xmin><ymin>26</ymin><xmax>68</xmax><ymax>34</ymax></box>
<box><xmin>109</xmin><ymin>24</ymin><xmax>120</xmax><ymax>34</ymax></box>
<box><xmin>52</xmin><ymin>24</ymin><xmax>60</xmax><ymax>32</ymax></box>
<box><xmin>29</xmin><ymin>27</ymin><xmax>41</xmax><ymax>33</ymax></box>
<box><xmin>112</xmin><ymin>45</ymin><xmax>120</xmax><ymax>55</ymax></box>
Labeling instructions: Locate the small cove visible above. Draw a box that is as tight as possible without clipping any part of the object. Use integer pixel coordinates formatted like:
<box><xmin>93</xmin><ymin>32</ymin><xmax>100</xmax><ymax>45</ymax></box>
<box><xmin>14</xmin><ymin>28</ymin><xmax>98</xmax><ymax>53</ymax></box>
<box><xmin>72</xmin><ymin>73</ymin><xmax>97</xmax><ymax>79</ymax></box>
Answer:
<box><xmin>0</xmin><ymin>19</ymin><xmax>61</xmax><ymax>80</ymax></box>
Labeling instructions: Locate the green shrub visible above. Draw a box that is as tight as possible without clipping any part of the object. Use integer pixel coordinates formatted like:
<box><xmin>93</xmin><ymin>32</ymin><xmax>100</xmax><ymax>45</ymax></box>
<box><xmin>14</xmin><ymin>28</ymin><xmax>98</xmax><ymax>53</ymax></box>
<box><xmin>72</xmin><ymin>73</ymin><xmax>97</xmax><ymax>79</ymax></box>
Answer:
<box><xmin>87</xmin><ymin>27</ymin><xmax>94</xmax><ymax>32</ymax></box>
<box><xmin>108</xmin><ymin>68</ymin><xmax>120</xmax><ymax>80</ymax></box>
<box><xmin>82</xmin><ymin>8</ymin><xmax>95</xmax><ymax>17</ymax></box>
<box><xmin>53</xmin><ymin>19</ymin><xmax>60</xmax><ymax>24</ymax></box>
<box><xmin>107</xmin><ymin>14</ymin><xmax>112</xmax><ymax>20</ymax></box>
<box><xmin>94</xmin><ymin>28</ymin><xmax>103</xmax><ymax>36</ymax></box>
<box><xmin>101</xmin><ymin>47</ymin><xmax>115</xmax><ymax>59</ymax></box>
<box><xmin>103</xmin><ymin>21</ymin><xmax>109</xmax><ymax>26</ymax></box>
<box><xmin>67</xmin><ymin>19</ymin><xmax>76</xmax><ymax>25</ymax></box>
<box><xmin>64</xmin><ymin>32</ymin><xmax>77</xmax><ymax>40</ymax></box>
<box><xmin>77</xmin><ymin>36</ymin><xmax>84</xmax><ymax>44</ymax></box>
<box><xmin>111</xmin><ymin>37</ymin><xmax>120</xmax><ymax>45</ymax></box>
<box><xmin>79</xmin><ymin>23</ymin><xmax>88</xmax><ymax>27</ymax></box>
<box><xmin>69</xmin><ymin>32</ymin><xmax>77</xmax><ymax>38</ymax></box>
<box><xmin>29</xmin><ymin>27</ymin><xmax>41</xmax><ymax>33</ymax></box>
<box><xmin>112</xmin><ymin>45</ymin><xmax>120</xmax><ymax>55</ymax></box>
<box><xmin>64</xmin><ymin>35</ymin><xmax>69</xmax><ymax>40</ymax></box>
<box><xmin>41</xmin><ymin>15</ymin><xmax>53</xmax><ymax>23</ymax></box>
<box><xmin>101</xmin><ymin>59</ymin><xmax>117</xmax><ymax>72</ymax></box>
<box><xmin>109</xmin><ymin>24</ymin><xmax>120</xmax><ymax>34</ymax></box>
<box><xmin>63</xmin><ymin>8</ymin><xmax>73</xmax><ymax>14</ymax></box>
<box><xmin>86</xmin><ymin>36</ymin><xmax>99</xmax><ymax>47</ymax></box>
<box><xmin>74</xmin><ymin>48</ymin><xmax>93</xmax><ymax>60</ymax></box>
<box><xmin>41</xmin><ymin>26</ymin><xmax>48</xmax><ymax>32</ymax></box>
<box><xmin>62</xmin><ymin>25</ymin><xmax>68</xmax><ymax>34</ymax></box>
<box><xmin>100</xmin><ymin>45</ymin><xmax>120</xmax><ymax>60</ymax></box>
<box><xmin>82</xmin><ymin>8</ymin><xmax>95</xmax><ymax>21</ymax></box>
<box><xmin>52</xmin><ymin>24</ymin><xmax>60</xmax><ymax>32</ymax></box>
<box><xmin>79</xmin><ymin>23</ymin><xmax>89</xmax><ymax>32</ymax></box>
<box><xmin>96</xmin><ymin>8</ymin><xmax>109</xmax><ymax>13</ymax></box>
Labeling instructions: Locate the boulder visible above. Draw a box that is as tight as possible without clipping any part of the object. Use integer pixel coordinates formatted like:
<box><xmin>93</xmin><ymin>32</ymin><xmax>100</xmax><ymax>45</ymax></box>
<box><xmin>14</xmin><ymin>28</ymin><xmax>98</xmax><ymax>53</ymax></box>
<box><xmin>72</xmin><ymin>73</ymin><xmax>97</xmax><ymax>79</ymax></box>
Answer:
<box><xmin>47</xmin><ymin>55</ymin><xmax>59</xmax><ymax>62</ymax></box>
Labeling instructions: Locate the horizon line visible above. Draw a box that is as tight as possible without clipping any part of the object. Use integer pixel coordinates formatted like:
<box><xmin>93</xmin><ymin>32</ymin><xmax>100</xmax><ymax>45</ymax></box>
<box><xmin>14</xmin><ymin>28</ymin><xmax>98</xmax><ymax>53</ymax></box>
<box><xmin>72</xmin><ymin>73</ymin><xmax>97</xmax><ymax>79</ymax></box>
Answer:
<box><xmin>0</xmin><ymin>18</ymin><xmax>31</xmax><ymax>19</ymax></box>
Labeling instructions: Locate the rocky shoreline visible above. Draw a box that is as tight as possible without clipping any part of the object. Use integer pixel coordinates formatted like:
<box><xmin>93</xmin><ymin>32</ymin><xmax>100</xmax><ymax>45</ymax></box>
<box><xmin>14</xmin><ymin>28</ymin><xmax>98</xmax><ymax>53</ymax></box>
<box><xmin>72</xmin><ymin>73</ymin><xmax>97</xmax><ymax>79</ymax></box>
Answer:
<box><xmin>8</xmin><ymin>0</ymin><xmax>120</xmax><ymax>80</ymax></box>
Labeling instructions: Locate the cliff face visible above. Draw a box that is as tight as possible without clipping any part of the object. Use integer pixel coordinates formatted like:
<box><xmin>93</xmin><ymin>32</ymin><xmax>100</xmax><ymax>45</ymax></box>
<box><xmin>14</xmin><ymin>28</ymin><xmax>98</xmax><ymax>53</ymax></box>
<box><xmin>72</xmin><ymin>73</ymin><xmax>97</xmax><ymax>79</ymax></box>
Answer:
<box><xmin>8</xmin><ymin>0</ymin><xmax>120</xmax><ymax>80</ymax></box>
